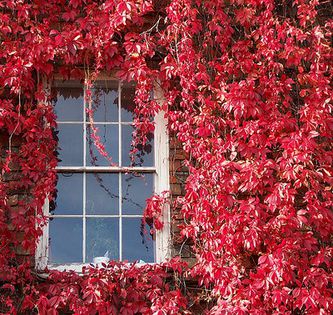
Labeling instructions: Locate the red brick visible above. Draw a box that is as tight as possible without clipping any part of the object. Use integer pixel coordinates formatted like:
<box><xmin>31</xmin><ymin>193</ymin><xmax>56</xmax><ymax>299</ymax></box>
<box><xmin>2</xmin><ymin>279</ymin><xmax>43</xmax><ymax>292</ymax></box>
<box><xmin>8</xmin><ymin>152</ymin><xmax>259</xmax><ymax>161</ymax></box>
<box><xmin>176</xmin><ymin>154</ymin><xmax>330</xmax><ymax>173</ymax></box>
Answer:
<box><xmin>8</xmin><ymin>194</ymin><xmax>18</xmax><ymax>206</ymax></box>
<box><xmin>170</xmin><ymin>183</ymin><xmax>182</xmax><ymax>196</ymax></box>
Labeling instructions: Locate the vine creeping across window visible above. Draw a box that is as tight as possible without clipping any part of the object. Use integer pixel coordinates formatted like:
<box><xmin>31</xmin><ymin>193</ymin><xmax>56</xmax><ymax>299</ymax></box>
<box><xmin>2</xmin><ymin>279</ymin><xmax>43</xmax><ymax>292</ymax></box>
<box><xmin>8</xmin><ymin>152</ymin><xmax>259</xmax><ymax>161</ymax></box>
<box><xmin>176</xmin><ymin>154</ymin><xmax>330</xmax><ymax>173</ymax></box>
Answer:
<box><xmin>36</xmin><ymin>80</ymin><xmax>170</xmax><ymax>270</ymax></box>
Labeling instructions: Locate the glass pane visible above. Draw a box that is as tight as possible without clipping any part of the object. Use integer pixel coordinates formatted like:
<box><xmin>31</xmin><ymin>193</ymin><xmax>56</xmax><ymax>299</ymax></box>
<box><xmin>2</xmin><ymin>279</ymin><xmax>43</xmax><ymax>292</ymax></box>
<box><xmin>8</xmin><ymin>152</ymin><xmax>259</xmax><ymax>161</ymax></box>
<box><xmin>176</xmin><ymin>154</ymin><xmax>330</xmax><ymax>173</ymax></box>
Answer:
<box><xmin>53</xmin><ymin>81</ymin><xmax>83</xmax><ymax>121</ymax></box>
<box><xmin>86</xmin><ymin>173</ymin><xmax>119</xmax><ymax>215</ymax></box>
<box><xmin>57</xmin><ymin>123</ymin><xmax>83</xmax><ymax>166</ymax></box>
<box><xmin>86</xmin><ymin>218</ymin><xmax>119</xmax><ymax>262</ymax></box>
<box><xmin>49</xmin><ymin>218</ymin><xmax>83</xmax><ymax>264</ymax></box>
<box><xmin>88</xmin><ymin>80</ymin><xmax>118</xmax><ymax>122</ymax></box>
<box><xmin>122</xmin><ymin>218</ymin><xmax>154</xmax><ymax>263</ymax></box>
<box><xmin>86</xmin><ymin>124</ymin><xmax>119</xmax><ymax>166</ymax></box>
<box><xmin>121</xmin><ymin>82</ymin><xmax>135</xmax><ymax>122</ymax></box>
<box><xmin>54</xmin><ymin>173</ymin><xmax>83</xmax><ymax>215</ymax></box>
<box><xmin>122</xmin><ymin>173</ymin><xmax>153</xmax><ymax>215</ymax></box>
<box><xmin>122</xmin><ymin>125</ymin><xmax>154</xmax><ymax>167</ymax></box>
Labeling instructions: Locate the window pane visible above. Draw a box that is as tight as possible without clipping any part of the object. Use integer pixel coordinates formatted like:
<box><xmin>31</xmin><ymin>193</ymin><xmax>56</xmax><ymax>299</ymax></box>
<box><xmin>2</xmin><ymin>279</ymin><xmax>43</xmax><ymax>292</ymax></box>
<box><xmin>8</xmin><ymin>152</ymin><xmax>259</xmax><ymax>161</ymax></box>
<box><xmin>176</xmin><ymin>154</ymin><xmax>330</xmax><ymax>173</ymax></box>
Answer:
<box><xmin>122</xmin><ymin>218</ymin><xmax>154</xmax><ymax>262</ymax></box>
<box><xmin>86</xmin><ymin>124</ymin><xmax>119</xmax><ymax>166</ymax></box>
<box><xmin>121</xmin><ymin>83</ymin><xmax>135</xmax><ymax>122</ymax></box>
<box><xmin>49</xmin><ymin>218</ymin><xmax>83</xmax><ymax>264</ymax></box>
<box><xmin>122</xmin><ymin>173</ymin><xmax>153</xmax><ymax>215</ymax></box>
<box><xmin>57</xmin><ymin>123</ymin><xmax>83</xmax><ymax>166</ymax></box>
<box><xmin>88</xmin><ymin>80</ymin><xmax>118</xmax><ymax>122</ymax></box>
<box><xmin>122</xmin><ymin>125</ymin><xmax>154</xmax><ymax>167</ymax></box>
<box><xmin>53</xmin><ymin>82</ymin><xmax>83</xmax><ymax>122</ymax></box>
<box><xmin>86</xmin><ymin>173</ymin><xmax>119</xmax><ymax>215</ymax></box>
<box><xmin>54</xmin><ymin>173</ymin><xmax>83</xmax><ymax>215</ymax></box>
<box><xmin>86</xmin><ymin>218</ymin><xmax>119</xmax><ymax>262</ymax></box>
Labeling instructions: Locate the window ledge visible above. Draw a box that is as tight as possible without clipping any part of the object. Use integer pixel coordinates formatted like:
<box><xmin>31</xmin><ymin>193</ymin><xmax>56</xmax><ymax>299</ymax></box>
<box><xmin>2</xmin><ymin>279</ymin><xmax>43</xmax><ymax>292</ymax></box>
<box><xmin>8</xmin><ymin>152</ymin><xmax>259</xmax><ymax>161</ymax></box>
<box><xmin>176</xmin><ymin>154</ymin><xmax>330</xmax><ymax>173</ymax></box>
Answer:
<box><xmin>36</xmin><ymin>261</ymin><xmax>156</xmax><ymax>278</ymax></box>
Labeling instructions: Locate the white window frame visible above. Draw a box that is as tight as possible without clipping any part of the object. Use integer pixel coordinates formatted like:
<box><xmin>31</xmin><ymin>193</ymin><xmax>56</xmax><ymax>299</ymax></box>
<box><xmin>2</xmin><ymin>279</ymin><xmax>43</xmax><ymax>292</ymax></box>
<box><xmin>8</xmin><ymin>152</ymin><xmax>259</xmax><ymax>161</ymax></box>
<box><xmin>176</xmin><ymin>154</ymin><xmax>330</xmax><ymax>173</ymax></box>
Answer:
<box><xmin>35</xmin><ymin>79</ymin><xmax>170</xmax><ymax>271</ymax></box>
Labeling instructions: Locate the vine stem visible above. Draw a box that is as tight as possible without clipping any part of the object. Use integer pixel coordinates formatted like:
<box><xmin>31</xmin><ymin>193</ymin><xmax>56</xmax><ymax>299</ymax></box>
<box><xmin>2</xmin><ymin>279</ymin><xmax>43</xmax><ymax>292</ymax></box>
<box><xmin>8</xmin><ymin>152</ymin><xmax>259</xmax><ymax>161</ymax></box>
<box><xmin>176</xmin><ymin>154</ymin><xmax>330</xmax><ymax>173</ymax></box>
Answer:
<box><xmin>8</xmin><ymin>88</ymin><xmax>21</xmax><ymax>155</ymax></box>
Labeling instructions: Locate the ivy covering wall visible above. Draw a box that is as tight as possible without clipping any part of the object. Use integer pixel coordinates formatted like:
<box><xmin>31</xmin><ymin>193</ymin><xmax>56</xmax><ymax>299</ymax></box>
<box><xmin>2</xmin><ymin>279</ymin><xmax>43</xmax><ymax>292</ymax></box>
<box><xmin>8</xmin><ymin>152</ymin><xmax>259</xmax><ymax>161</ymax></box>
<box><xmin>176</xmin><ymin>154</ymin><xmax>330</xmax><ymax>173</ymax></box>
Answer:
<box><xmin>0</xmin><ymin>0</ymin><xmax>332</xmax><ymax>314</ymax></box>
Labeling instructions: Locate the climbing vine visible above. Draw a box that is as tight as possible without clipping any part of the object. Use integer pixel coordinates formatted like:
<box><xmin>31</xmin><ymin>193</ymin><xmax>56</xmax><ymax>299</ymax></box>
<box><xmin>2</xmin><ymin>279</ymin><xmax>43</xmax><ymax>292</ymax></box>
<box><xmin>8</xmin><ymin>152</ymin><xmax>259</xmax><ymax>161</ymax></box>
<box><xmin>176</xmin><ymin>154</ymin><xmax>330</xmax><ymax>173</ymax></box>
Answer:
<box><xmin>0</xmin><ymin>0</ymin><xmax>332</xmax><ymax>314</ymax></box>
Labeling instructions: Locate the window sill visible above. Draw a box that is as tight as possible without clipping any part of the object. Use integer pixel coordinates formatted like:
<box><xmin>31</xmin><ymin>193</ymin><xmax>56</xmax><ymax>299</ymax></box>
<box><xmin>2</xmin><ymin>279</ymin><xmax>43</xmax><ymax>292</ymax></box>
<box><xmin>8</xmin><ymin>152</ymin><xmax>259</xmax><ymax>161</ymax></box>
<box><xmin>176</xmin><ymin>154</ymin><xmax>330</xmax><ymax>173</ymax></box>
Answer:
<box><xmin>36</xmin><ymin>261</ymin><xmax>155</xmax><ymax>278</ymax></box>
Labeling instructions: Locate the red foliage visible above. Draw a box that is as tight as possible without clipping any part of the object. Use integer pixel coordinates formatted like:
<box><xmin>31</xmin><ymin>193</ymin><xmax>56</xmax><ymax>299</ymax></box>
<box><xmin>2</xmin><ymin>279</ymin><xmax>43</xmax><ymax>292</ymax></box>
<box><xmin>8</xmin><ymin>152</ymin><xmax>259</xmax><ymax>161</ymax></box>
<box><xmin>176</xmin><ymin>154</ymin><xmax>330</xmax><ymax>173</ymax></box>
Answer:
<box><xmin>0</xmin><ymin>0</ymin><xmax>332</xmax><ymax>314</ymax></box>
<box><xmin>31</xmin><ymin>260</ymin><xmax>187</xmax><ymax>315</ymax></box>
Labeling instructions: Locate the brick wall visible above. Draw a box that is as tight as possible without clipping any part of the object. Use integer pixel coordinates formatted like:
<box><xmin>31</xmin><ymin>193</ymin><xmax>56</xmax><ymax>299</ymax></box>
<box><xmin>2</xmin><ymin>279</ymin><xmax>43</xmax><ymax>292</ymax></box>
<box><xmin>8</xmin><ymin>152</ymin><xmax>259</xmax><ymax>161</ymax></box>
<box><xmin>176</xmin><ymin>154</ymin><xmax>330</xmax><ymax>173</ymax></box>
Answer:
<box><xmin>169</xmin><ymin>135</ymin><xmax>195</xmax><ymax>265</ymax></box>
<box><xmin>0</xmin><ymin>133</ymin><xmax>33</xmax><ymax>268</ymax></box>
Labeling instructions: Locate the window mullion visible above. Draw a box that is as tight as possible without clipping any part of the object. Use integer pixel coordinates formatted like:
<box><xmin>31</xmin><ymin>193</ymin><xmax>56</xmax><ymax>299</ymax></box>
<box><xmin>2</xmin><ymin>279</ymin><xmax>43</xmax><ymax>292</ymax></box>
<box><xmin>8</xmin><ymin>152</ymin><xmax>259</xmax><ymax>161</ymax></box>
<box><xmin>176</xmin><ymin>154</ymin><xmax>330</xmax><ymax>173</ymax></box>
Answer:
<box><xmin>118</xmin><ymin>81</ymin><xmax>122</xmax><ymax>261</ymax></box>
<box><xmin>119</xmin><ymin>173</ymin><xmax>122</xmax><ymax>261</ymax></box>
<box><xmin>118</xmin><ymin>81</ymin><xmax>122</xmax><ymax>167</ymax></box>
<box><xmin>83</xmin><ymin>82</ymin><xmax>87</xmax><ymax>263</ymax></box>
<box><xmin>56</xmin><ymin>166</ymin><xmax>156</xmax><ymax>172</ymax></box>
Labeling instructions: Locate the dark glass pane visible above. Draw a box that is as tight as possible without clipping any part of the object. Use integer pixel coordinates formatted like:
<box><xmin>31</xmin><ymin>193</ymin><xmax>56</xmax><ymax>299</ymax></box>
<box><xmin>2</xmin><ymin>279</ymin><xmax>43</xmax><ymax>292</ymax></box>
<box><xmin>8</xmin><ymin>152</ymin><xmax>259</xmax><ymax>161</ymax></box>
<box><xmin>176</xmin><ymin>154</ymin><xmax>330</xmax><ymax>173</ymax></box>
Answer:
<box><xmin>57</xmin><ymin>123</ymin><xmax>83</xmax><ymax>166</ymax></box>
<box><xmin>88</xmin><ymin>80</ymin><xmax>118</xmax><ymax>122</ymax></box>
<box><xmin>54</xmin><ymin>173</ymin><xmax>83</xmax><ymax>215</ymax></box>
<box><xmin>53</xmin><ymin>81</ymin><xmax>83</xmax><ymax>122</ymax></box>
<box><xmin>86</xmin><ymin>173</ymin><xmax>119</xmax><ymax>215</ymax></box>
<box><xmin>122</xmin><ymin>125</ymin><xmax>154</xmax><ymax>167</ymax></box>
<box><xmin>86</xmin><ymin>218</ymin><xmax>119</xmax><ymax>262</ymax></box>
<box><xmin>122</xmin><ymin>218</ymin><xmax>154</xmax><ymax>263</ymax></box>
<box><xmin>121</xmin><ymin>83</ymin><xmax>135</xmax><ymax>122</ymax></box>
<box><xmin>49</xmin><ymin>218</ymin><xmax>83</xmax><ymax>264</ymax></box>
<box><xmin>86</xmin><ymin>124</ymin><xmax>119</xmax><ymax>166</ymax></box>
<box><xmin>122</xmin><ymin>173</ymin><xmax>153</xmax><ymax>215</ymax></box>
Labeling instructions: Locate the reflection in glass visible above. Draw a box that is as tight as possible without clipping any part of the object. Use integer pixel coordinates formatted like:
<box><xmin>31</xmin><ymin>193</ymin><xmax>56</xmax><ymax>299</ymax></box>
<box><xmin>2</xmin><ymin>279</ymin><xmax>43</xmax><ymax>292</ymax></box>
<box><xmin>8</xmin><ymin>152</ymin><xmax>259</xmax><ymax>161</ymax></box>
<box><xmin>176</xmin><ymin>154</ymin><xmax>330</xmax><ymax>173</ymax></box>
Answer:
<box><xmin>58</xmin><ymin>124</ymin><xmax>83</xmax><ymax>166</ymax></box>
<box><xmin>86</xmin><ymin>173</ymin><xmax>119</xmax><ymax>215</ymax></box>
<box><xmin>122</xmin><ymin>173</ymin><xmax>153</xmax><ymax>215</ymax></box>
<box><xmin>54</xmin><ymin>173</ymin><xmax>83</xmax><ymax>215</ymax></box>
<box><xmin>89</xmin><ymin>80</ymin><xmax>118</xmax><ymax>122</ymax></box>
<box><xmin>86</xmin><ymin>124</ymin><xmax>119</xmax><ymax>166</ymax></box>
<box><xmin>49</xmin><ymin>218</ymin><xmax>83</xmax><ymax>264</ymax></box>
<box><xmin>121</xmin><ymin>83</ymin><xmax>135</xmax><ymax>122</ymax></box>
<box><xmin>122</xmin><ymin>218</ymin><xmax>154</xmax><ymax>262</ymax></box>
<box><xmin>122</xmin><ymin>125</ymin><xmax>154</xmax><ymax>166</ymax></box>
<box><xmin>53</xmin><ymin>84</ymin><xmax>83</xmax><ymax>122</ymax></box>
<box><xmin>86</xmin><ymin>218</ymin><xmax>119</xmax><ymax>262</ymax></box>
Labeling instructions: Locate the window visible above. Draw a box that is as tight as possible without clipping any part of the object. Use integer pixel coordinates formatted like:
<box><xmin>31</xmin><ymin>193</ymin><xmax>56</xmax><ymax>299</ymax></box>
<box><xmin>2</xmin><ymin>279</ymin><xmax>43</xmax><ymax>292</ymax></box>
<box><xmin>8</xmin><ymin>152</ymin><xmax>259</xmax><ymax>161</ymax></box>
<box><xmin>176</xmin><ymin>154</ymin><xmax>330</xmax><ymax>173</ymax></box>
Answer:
<box><xmin>36</xmin><ymin>79</ymin><xmax>170</xmax><ymax>270</ymax></box>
